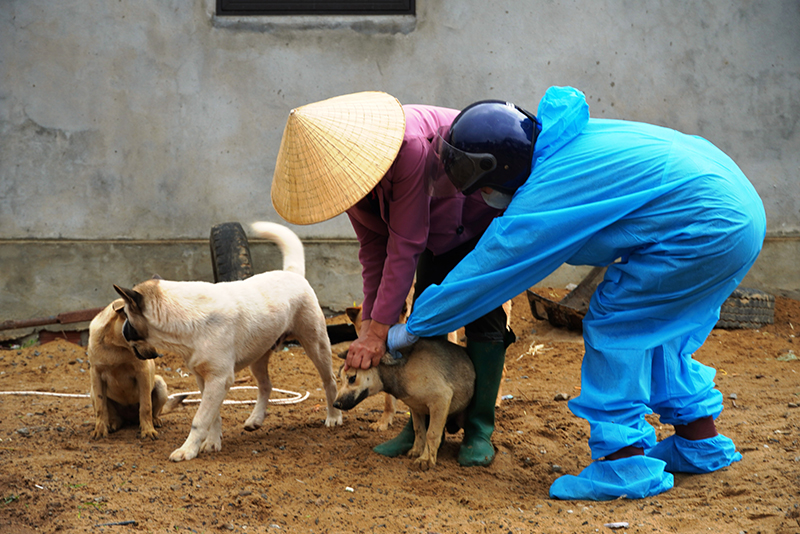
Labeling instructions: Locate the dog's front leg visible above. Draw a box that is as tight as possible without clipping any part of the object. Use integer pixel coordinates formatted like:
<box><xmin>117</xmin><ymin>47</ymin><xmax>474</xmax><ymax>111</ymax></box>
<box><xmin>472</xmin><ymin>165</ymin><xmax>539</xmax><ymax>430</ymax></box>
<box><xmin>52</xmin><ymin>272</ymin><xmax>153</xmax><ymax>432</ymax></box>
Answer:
<box><xmin>370</xmin><ymin>394</ymin><xmax>397</xmax><ymax>431</ymax></box>
<box><xmin>137</xmin><ymin>370</ymin><xmax>158</xmax><ymax>440</ymax></box>
<box><xmin>200</xmin><ymin>412</ymin><xmax>223</xmax><ymax>453</ymax></box>
<box><xmin>414</xmin><ymin>397</ymin><xmax>451</xmax><ymax>471</ymax></box>
<box><xmin>90</xmin><ymin>370</ymin><xmax>110</xmax><ymax>439</ymax></box>
<box><xmin>407</xmin><ymin>411</ymin><xmax>428</xmax><ymax>459</ymax></box>
<box><xmin>169</xmin><ymin>375</ymin><xmax>230</xmax><ymax>462</ymax></box>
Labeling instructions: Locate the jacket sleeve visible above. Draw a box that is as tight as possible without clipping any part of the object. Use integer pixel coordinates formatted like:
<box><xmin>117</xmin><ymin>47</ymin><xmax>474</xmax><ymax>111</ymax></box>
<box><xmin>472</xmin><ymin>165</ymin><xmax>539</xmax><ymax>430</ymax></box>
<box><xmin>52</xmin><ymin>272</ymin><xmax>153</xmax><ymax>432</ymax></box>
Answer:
<box><xmin>347</xmin><ymin>211</ymin><xmax>389</xmax><ymax>322</ymax></box>
<box><xmin>369</xmin><ymin>137</ymin><xmax>432</xmax><ymax>325</ymax></box>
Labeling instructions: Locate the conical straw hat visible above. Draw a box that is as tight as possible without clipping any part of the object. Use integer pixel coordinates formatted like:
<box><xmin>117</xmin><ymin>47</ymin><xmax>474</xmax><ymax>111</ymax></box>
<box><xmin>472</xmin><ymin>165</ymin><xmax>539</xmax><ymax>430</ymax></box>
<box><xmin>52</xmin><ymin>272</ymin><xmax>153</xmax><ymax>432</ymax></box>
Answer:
<box><xmin>271</xmin><ymin>91</ymin><xmax>406</xmax><ymax>225</ymax></box>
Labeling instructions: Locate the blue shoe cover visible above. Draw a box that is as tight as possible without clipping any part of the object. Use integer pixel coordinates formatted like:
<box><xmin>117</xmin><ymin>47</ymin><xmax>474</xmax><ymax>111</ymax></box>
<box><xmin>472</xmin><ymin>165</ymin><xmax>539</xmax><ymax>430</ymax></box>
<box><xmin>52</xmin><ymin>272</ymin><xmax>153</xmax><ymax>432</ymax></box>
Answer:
<box><xmin>549</xmin><ymin>456</ymin><xmax>673</xmax><ymax>501</ymax></box>
<box><xmin>646</xmin><ymin>434</ymin><xmax>742</xmax><ymax>474</ymax></box>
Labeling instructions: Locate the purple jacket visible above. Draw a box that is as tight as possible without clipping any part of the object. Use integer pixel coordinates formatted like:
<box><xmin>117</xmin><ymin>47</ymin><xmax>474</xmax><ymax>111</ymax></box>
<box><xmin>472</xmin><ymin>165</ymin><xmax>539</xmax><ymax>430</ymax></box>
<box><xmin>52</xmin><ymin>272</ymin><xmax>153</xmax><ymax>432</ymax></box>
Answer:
<box><xmin>346</xmin><ymin>105</ymin><xmax>501</xmax><ymax>325</ymax></box>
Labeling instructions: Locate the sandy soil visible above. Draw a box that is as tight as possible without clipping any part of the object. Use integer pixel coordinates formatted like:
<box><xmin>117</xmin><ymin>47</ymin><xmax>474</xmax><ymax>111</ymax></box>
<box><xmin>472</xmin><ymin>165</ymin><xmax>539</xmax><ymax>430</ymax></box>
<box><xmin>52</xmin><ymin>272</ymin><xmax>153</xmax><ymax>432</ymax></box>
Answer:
<box><xmin>1</xmin><ymin>289</ymin><xmax>799</xmax><ymax>534</ymax></box>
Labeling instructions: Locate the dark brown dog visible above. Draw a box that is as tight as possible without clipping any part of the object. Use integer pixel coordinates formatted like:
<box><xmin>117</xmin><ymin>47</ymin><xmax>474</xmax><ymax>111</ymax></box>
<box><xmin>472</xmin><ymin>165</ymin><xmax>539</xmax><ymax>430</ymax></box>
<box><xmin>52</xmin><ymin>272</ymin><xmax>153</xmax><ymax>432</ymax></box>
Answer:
<box><xmin>334</xmin><ymin>339</ymin><xmax>475</xmax><ymax>470</ymax></box>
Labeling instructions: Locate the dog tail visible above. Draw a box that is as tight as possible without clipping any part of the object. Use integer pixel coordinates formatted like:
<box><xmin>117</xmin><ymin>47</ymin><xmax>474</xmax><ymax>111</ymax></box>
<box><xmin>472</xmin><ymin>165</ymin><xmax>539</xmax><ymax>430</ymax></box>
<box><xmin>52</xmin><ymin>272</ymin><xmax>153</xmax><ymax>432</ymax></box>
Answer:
<box><xmin>249</xmin><ymin>221</ymin><xmax>306</xmax><ymax>277</ymax></box>
<box><xmin>161</xmin><ymin>393</ymin><xmax>190</xmax><ymax>414</ymax></box>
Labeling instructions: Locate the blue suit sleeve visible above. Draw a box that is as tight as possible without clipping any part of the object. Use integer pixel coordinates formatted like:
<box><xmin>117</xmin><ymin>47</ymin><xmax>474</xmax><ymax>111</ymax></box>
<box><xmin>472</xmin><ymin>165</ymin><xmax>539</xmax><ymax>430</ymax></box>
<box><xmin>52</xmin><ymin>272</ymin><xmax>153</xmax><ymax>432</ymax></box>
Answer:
<box><xmin>405</xmin><ymin>203</ymin><xmax>594</xmax><ymax>337</ymax></box>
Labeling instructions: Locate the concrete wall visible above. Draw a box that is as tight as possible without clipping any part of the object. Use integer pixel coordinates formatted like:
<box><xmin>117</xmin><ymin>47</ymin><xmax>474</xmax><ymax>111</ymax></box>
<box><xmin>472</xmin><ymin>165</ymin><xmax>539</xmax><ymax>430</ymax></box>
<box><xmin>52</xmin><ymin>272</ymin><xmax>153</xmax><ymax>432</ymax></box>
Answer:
<box><xmin>1</xmin><ymin>0</ymin><xmax>799</xmax><ymax>327</ymax></box>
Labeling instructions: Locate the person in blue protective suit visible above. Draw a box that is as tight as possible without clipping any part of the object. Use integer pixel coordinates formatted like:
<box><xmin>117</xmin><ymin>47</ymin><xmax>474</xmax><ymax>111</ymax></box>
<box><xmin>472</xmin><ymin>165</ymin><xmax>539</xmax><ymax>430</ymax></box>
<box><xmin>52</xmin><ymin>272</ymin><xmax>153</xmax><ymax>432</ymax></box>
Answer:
<box><xmin>386</xmin><ymin>86</ymin><xmax>766</xmax><ymax>501</ymax></box>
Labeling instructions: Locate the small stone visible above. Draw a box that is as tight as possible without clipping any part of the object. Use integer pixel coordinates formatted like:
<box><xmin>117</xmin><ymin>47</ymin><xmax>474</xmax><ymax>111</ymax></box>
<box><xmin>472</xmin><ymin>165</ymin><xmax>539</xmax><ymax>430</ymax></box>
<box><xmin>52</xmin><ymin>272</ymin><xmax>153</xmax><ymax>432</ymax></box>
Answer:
<box><xmin>552</xmin><ymin>465</ymin><xmax>562</xmax><ymax>473</ymax></box>
<box><xmin>728</xmin><ymin>393</ymin><xmax>738</xmax><ymax>400</ymax></box>
<box><xmin>554</xmin><ymin>393</ymin><xmax>570</xmax><ymax>401</ymax></box>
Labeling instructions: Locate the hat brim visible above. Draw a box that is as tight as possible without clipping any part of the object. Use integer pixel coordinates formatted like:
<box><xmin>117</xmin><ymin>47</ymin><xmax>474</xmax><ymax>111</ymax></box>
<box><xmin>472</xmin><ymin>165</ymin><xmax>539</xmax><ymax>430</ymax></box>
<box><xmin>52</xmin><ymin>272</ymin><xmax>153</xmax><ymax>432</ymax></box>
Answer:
<box><xmin>271</xmin><ymin>91</ymin><xmax>406</xmax><ymax>225</ymax></box>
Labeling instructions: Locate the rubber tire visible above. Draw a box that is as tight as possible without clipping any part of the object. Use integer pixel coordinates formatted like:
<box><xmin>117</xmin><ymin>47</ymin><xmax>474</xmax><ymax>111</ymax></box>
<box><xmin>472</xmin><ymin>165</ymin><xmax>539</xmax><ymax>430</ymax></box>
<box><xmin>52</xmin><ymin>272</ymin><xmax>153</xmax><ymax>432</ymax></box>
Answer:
<box><xmin>210</xmin><ymin>222</ymin><xmax>254</xmax><ymax>283</ymax></box>
<box><xmin>716</xmin><ymin>287</ymin><xmax>775</xmax><ymax>329</ymax></box>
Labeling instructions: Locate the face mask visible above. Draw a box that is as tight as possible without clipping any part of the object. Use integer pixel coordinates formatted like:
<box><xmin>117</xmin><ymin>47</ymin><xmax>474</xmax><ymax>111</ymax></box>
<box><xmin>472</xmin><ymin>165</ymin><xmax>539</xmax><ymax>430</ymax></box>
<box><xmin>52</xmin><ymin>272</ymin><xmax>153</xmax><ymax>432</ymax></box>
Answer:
<box><xmin>480</xmin><ymin>189</ymin><xmax>513</xmax><ymax>210</ymax></box>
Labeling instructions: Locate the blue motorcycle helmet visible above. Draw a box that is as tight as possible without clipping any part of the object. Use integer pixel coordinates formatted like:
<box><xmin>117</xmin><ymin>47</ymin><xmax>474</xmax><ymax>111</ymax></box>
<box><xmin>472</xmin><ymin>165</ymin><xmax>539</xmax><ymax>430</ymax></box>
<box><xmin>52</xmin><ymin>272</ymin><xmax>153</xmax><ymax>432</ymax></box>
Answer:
<box><xmin>431</xmin><ymin>100</ymin><xmax>539</xmax><ymax>198</ymax></box>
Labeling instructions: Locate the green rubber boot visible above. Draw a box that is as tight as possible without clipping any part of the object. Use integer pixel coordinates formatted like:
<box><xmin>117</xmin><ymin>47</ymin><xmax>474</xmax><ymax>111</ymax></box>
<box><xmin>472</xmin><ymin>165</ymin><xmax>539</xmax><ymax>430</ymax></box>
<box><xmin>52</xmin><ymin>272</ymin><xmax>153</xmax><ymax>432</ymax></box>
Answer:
<box><xmin>373</xmin><ymin>416</ymin><xmax>416</xmax><ymax>457</ymax></box>
<box><xmin>458</xmin><ymin>341</ymin><xmax>506</xmax><ymax>467</ymax></box>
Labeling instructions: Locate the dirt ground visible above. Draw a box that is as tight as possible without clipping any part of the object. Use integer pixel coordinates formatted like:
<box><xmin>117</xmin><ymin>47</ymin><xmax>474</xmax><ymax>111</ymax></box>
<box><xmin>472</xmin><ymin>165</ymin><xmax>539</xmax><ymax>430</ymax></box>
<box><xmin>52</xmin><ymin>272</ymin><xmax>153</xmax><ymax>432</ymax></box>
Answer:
<box><xmin>1</xmin><ymin>289</ymin><xmax>799</xmax><ymax>534</ymax></box>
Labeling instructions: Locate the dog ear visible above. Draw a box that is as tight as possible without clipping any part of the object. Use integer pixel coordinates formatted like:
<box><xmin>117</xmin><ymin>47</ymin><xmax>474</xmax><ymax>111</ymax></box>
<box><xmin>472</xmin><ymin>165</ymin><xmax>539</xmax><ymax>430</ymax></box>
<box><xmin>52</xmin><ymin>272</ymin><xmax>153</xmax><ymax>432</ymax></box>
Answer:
<box><xmin>345</xmin><ymin>306</ymin><xmax>362</xmax><ymax>324</ymax></box>
<box><xmin>112</xmin><ymin>299</ymin><xmax>125</xmax><ymax>314</ymax></box>
<box><xmin>151</xmin><ymin>274</ymin><xmax>163</xmax><ymax>280</ymax></box>
<box><xmin>113</xmin><ymin>285</ymin><xmax>145</xmax><ymax>312</ymax></box>
<box><xmin>336</xmin><ymin>349</ymin><xmax>349</xmax><ymax>360</ymax></box>
<box><xmin>380</xmin><ymin>351</ymin><xmax>404</xmax><ymax>366</ymax></box>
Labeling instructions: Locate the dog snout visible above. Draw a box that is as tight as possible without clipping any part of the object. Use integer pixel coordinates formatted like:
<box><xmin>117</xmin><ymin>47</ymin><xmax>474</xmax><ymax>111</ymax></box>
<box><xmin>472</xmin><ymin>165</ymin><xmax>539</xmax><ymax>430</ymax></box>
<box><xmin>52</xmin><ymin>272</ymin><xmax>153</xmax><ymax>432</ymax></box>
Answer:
<box><xmin>333</xmin><ymin>393</ymin><xmax>355</xmax><ymax>411</ymax></box>
<box><xmin>333</xmin><ymin>389</ymin><xmax>369</xmax><ymax>411</ymax></box>
<box><xmin>122</xmin><ymin>318</ymin><xmax>144</xmax><ymax>342</ymax></box>
<box><xmin>131</xmin><ymin>344</ymin><xmax>160</xmax><ymax>361</ymax></box>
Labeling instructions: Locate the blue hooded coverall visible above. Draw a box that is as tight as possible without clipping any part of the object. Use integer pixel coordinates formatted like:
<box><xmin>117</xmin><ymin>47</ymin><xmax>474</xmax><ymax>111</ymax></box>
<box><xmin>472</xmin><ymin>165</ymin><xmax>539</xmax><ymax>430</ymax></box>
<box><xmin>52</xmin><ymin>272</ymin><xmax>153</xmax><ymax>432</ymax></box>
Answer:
<box><xmin>405</xmin><ymin>86</ymin><xmax>766</xmax><ymax>500</ymax></box>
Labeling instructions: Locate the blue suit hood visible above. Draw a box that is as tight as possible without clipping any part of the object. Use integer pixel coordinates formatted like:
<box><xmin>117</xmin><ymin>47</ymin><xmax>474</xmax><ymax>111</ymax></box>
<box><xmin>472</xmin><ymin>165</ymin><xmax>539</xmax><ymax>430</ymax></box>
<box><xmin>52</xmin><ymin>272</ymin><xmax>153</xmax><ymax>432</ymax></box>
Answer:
<box><xmin>533</xmin><ymin>86</ymin><xmax>590</xmax><ymax>164</ymax></box>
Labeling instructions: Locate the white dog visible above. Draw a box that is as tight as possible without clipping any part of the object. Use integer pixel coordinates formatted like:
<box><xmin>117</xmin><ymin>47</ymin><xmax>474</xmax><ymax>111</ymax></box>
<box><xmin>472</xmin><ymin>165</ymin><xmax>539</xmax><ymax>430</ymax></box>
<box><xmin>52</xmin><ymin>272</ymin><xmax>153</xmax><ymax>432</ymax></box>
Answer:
<box><xmin>113</xmin><ymin>222</ymin><xmax>342</xmax><ymax>462</ymax></box>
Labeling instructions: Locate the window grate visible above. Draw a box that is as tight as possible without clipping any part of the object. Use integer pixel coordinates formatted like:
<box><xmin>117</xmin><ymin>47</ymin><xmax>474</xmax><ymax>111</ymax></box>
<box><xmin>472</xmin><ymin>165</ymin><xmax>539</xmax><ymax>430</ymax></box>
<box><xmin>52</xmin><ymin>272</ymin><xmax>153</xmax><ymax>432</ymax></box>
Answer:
<box><xmin>217</xmin><ymin>0</ymin><xmax>415</xmax><ymax>16</ymax></box>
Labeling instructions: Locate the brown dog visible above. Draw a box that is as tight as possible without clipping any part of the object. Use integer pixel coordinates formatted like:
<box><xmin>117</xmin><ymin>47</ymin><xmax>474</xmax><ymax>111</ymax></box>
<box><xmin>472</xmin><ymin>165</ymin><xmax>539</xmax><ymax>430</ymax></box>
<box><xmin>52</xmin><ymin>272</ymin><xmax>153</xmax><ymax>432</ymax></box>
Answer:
<box><xmin>344</xmin><ymin>296</ymin><xmax>510</xmax><ymax>432</ymax></box>
<box><xmin>334</xmin><ymin>339</ymin><xmax>475</xmax><ymax>470</ymax></box>
<box><xmin>88</xmin><ymin>299</ymin><xmax>183</xmax><ymax>440</ymax></box>
<box><xmin>344</xmin><ymin>305</ymin><xmax>402</xmax><ymax>431</ymax></box>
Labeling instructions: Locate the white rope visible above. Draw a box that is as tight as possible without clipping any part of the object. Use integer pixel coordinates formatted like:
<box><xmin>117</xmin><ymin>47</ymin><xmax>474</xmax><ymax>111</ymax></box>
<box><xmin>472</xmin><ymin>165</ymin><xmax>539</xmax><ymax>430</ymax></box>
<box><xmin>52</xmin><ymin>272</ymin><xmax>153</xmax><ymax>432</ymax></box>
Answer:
<box><xmin>0</xmin><ymin>391</ymin><xmax>90</xmax><ymax>398</ymax></box>
<box><xmin>170</xmin><ymin>386</ymin><xmax>310</xmax><ymax>405</ymax></box>
<box><xmin>0</xmin><ymin>385</ymin><xmax>309</xmax><ymax>405</ymax></box>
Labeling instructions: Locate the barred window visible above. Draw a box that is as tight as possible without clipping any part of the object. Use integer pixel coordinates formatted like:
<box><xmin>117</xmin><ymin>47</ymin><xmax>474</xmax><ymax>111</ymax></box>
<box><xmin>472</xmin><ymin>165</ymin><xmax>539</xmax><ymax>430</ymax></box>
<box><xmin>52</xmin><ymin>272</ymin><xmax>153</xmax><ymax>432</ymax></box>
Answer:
<box><xmin>217</xmin><ymin>0</ymin><xmax>415</xmax><ymax>16</ymax></box>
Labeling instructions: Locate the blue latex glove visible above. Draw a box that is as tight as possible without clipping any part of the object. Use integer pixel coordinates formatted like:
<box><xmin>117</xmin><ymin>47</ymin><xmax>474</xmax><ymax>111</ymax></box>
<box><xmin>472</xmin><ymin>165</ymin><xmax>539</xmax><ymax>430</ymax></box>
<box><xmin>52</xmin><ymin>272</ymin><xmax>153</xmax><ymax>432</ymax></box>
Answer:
<box><xmin>646</xmin><ymin>434</ymin><xmax>742</xmax><ymax>474</ymax></box>
<box><xmin>549</xmin><ymin>456</ymin><xmax>673</xmax><ymax>501</ymax></box>
<box><xmin>386</xmin><ymin>324</ymin><xmax>419</xmax><ymax>359</ymax></box>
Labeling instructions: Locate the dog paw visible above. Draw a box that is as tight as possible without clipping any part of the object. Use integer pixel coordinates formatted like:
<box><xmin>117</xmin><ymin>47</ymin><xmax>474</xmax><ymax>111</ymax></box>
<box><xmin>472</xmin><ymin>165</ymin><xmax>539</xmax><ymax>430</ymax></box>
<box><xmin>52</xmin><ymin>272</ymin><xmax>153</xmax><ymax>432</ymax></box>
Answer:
<box><xmin>369</xmin><ymin>421</ymin><xmax>390</xmax><ymax>432</ymax></box>
<box><xmin>369</xmin><ymin>416</ymin><xmax>393</xmax><ymax>432</ymax></box>
<box><xmin>413</xmin><ymin>456</ymin><xmax>435</xmax><ymax>471</ymax></box>
<box><xmin>140</xmin><ymin>427</ymin><xmax>159</xmax><ymax>440</ymax></box>
<box><xmin>200</xmin><ymin>437</ymin><xmax>222</xmax><ymax>453</ymax></box>
<box><xmin>153</xmin><ymin>417</ymin><xmax>163</xmax><ymax>428</ymax></box>
<box><xmin>243</xmin><ymin>414</ymin><xmax>263</xmax><ymax>431</ymax></box>
<box><xmin>169</xmin><ymin>447</ymin><xmax>198</xmax><ymax>462</ymax></box>
<box><xmin>324</xmin><ymin>410</ymin><xmax>343</xmax><ymax>428</ymax></box>
<box><xmin>90</xmin><ymin>425</ymin><xmax>109</xmax><ymax>440</ymax></box>
<box><xmin>406</xmin><ymin>446</ymin><xmax>424</xmax><ymax>459</ymax></box>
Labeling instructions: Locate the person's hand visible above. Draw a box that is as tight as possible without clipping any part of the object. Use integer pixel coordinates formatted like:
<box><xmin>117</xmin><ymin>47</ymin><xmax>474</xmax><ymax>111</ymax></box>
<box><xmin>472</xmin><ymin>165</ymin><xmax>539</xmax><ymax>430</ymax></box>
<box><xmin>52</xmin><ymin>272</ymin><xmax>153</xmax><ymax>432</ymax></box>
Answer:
<box><xmin>345</xmin><ymin>320</ymin><xmax>390</xmax><ymax>370</ymax></box>
<box><xmin>386</xmin><ymin>324</ymin><xmax>419</xmax><ymax>358</ymax></box>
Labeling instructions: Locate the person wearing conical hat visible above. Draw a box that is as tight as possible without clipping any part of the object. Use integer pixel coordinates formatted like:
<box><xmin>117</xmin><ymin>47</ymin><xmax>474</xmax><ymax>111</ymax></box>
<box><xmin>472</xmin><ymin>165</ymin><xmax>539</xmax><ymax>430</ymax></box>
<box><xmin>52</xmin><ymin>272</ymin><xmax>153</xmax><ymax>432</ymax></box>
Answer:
<box><xmin>271</xmin><ymin>91</ymin><xmax>513</xmax><ymax>466</ymax></box>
